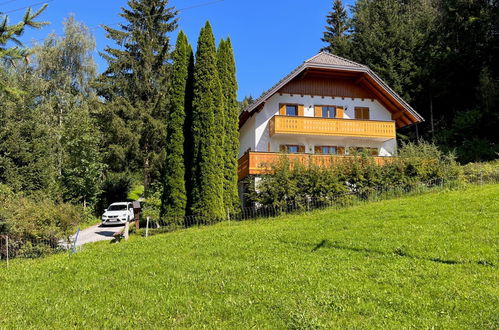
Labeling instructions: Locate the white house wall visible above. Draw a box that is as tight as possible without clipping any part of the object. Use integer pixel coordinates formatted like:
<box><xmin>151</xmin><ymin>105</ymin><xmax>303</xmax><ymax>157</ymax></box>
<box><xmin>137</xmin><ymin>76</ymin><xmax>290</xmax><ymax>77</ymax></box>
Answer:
<box><xmin>238</xmin><ymin>115</ymin><xmax>256</xmax><ymax>158</ymax></box>
<box><xmin>251</xmin><ymin>93</ymin><xmax>397</xmax><ymax>156</ymax></box>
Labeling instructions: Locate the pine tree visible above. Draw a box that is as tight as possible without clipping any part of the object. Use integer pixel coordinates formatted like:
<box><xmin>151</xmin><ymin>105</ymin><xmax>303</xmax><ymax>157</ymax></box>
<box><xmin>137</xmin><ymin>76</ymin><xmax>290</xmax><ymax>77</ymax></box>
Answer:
<box><xmin>98</xmin><ymin>0</ymin><xmax>178</xmax><ymax>191</ymax></box>
<box><xmin>322</xmin><ymin>0</ymin><xmax>351</xmax><ymax>57</ymax></box>
<box><xmin>160</xmin><ymin>31</ymin><xmax>190</xmax><ymax>220</ymax></box>
<box><xmin>217</xmin><ymin>38</ymin><xmax>240</xmax><ymax>213</ymax></box>
<box><xmin>0</xmin><ymin>5</ymin><xmax>48</xmax><ymax>95</ymax></box>
<box><xmin>189</xmin><ymin>22</ymin><xmax>225</xmax><ymax>218</ymax></box>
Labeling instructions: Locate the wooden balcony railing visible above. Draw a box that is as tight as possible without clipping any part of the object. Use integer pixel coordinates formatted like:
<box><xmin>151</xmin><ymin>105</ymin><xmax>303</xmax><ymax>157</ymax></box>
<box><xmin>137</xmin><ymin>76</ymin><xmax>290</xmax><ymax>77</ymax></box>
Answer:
<box><xmin>269</xmin><ymin>115</ymin><xmax>396</xmax><ymax>140</ymax></box>
<box><xmin>238</xmin><ymin>152</ymin><xmax>390</xmax><ymax>180</ymax></box>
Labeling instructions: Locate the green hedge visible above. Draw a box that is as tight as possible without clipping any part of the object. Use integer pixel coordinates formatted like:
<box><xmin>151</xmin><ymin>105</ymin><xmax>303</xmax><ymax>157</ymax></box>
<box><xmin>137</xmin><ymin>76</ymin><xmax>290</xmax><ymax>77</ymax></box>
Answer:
<box><xmin>246</xmin><ymin>142</ymin><xmax>464</xmax><ymax>207</ymax></box>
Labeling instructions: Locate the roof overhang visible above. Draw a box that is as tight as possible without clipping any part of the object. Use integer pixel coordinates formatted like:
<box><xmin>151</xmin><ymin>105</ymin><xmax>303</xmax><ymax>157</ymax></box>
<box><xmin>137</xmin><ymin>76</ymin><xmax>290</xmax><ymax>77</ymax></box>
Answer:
<box><xmin>240</xmin><ymin>61</ymin><xmax>424</xmax><ymax>129</ymax></box>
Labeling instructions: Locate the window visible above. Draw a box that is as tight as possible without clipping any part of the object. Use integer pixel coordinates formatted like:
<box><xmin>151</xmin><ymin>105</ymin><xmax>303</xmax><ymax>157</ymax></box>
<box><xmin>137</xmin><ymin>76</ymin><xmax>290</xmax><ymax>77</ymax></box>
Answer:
<box><xmin>315</xmin><ymin>146</ymin><xmax>337</xmax><ymax>154</ymax></box>
<box><xmin>286</xmin><ymin>105</ymin><xmax>298</xmax><ymax>116</ymax></box>
<box><xmin>349</xmin><ymin>147</ymin><xmax>379</xmax><ymax>156</ymax></box>
<box><xmin>355</xmin><ymin>107</ymin><xmax>370</xmax><ymax>120</ymax></box>
<box><xmin>280</xmin><ymin>145</ymin><xmax>305</xmax><ymax>153</ymax></box>
<box><xmin>322</xmin><ymin>106</ymin><xmax>336</xmax><ymax>118</ymax></box>
<box><xmin>108</xmin><ymin>204</ymin><xmax>127</xmax><ymax>211</ymax></box>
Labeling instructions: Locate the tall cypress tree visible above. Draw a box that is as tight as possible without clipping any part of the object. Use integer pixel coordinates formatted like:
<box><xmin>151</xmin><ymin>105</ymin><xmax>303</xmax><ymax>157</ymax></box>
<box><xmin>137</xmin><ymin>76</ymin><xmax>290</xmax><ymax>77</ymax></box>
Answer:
<box><xmin>189</xmin><ymin>22</ymin><xmax>225</xmax><ymax>218</ymax></box>
<box><xmin>322</xmin><ymin>0</ymin><xmax>351</xmax><ymax>57</ymax></box>
<box><xmin>217</xmin><ymin>38</ymin><xmax>240</xmax><ymax>213</ymax></box>
<box><xmin>183</xmin><ymin>44</ymin><xmax>195</xmax><ymax>205</ymax></box>
<box><xmin>98</xmin><ymin>0</ymin><xmax>178</xmax><ymax>191</ymax></box>
<box><xmin>160</xmin><ymin>31</ymin><xmax>190</xmax><ymax>220</ymax></box>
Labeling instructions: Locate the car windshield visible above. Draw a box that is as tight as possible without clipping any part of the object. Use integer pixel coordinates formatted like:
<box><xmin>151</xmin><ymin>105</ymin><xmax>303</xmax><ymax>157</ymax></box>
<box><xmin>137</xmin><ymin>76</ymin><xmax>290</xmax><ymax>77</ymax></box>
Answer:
<box><xmin>108</xmin><ymin>205</ymin><xmax>127</xmax><ymax>211</ymax></box>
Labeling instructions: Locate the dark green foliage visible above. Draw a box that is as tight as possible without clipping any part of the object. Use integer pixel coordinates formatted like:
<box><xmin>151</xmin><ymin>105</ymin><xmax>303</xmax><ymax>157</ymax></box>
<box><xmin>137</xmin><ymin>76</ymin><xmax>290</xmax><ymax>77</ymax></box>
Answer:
<box><xmin>0</xmin><ymin>64</ymin><xmax>59</xmax><ymax>197</ymax></box>
<box><xmin>349</xmin><ymin>0</ymin><xmax>433</xmax><ymax>101</ymax></box>
<box><xmin>98</xmin><ymin>172</ymin><xmax>132</xmax><ymax>213</ymax></box>
<box><xmin>161</xmin><ymin>31</ymin><xmax>190</xmax><ymax>220</ymax></box>
<box><xmin>217</xmin><ymin>38</ymin><xmax>240</xmax><ymax>212</ymax></box>
<box><xmin>324</xmin><ymin>0</ymin><xmax>498</xmax><ymax>162</ymax></box>
<box><xmin>321</xmin><ymin>0</ymin><xmax>351</xmax><ymax>57</ymax></box>
<box><xmin>189</xmin><ymin>22</ymin><xmax>225</xmax><ymax>218</ymax></box>
<box><xmin>98</xmin><ymin>0</ymin><xmax>178</xmax><ymax>191</ymax></box>
<box><xmin>183</xmin><ymin>44</ymin><xmax>195</xmax><ymax>203</ymax></box>
<box><xmin>248</xmin><ymin>142</ymin><xmax>462</xmax><ymax>207</ymax></box>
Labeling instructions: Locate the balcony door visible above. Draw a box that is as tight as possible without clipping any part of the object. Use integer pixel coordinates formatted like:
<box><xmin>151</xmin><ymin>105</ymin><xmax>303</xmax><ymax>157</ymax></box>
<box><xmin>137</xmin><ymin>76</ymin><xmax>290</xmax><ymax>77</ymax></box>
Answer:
<box><xmin>314</xmin><ymin>105</ymin><xmax>344</xmax><ymax>118</ymax></box>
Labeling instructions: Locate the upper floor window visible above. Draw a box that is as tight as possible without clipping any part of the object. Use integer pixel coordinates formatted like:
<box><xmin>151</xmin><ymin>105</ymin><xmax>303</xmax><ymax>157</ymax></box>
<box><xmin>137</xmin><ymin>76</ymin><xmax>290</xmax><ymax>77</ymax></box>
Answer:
<box><xmin>355</xmin><ymin>107</ymin><xmax>370</xmax><ymax>120</ymax></box>
<box><xmin>322</xmin><ymin>106</ymin><xmax>336</xmax><ymax>118</ymax></box>
<box><xmin>315</xmin><ymin>105</ymin><xmax>343</xmax><ymax>118</ymax></box>
<box><xmin>286</xmin><ymin>105</ymin><xmax>298</xmax><ymax>116</ymax></box>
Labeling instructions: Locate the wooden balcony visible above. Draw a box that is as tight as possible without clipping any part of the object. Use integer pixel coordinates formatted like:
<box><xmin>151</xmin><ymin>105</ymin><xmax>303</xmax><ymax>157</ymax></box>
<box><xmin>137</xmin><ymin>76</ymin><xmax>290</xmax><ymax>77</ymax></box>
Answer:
<box><xmin>238</xmin><ymin>152</ymin><xmax>390</xmax><ymax>180</ymax></box>
<box><xmin>269</xmin><ymin>115</ymin><xmax>396</xmax><ymax>140</ymax></box>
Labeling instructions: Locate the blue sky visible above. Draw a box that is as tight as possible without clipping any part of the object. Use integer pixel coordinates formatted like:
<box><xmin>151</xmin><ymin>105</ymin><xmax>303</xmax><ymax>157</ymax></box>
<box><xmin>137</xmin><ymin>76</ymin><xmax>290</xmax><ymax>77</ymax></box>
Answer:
<box><xmin>2</xmin><ymin>0</ymin><xmax>354</xmax><ymax>99</ymax></box>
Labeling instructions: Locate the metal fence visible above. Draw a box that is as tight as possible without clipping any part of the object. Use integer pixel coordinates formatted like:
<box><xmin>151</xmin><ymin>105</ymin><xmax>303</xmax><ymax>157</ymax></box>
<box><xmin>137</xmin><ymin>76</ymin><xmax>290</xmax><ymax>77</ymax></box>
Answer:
<box><xmin>145</xmin><ymin>176</ymin><xmax>485</xmax><ymax>235</ymax></box>
<box><xmin>1</xmin><ymin>174</ymin><xmax>496</xmax><ymax>263</ymax></box>
<box><xmin>0</xmin><ymin>232</ymin><xmax>78</xmax><ymax>266</ymax></box>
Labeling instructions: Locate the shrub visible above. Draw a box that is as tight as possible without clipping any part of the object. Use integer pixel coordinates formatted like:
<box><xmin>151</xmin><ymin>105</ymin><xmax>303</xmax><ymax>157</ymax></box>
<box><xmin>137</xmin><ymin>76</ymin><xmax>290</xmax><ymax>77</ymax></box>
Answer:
<box><xmin>462</xmin><ymin>160</ymin><xmax>499</xmax><ymax>183</ymax></box>
<box><xmin>0</xmin><ymin>186</ymin><xmax>85</xmax><ymax>258</ymax></box>
<box><xmin>247</xmin><ymin>142</ymin><xmax>463</xmax><ymax>207</ymax></box>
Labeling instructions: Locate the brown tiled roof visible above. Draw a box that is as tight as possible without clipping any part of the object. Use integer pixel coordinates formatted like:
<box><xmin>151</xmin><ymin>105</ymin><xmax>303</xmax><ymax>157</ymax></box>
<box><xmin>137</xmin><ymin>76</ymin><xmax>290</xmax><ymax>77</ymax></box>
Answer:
<box><xmin>305</xmin><ymin>52</ymin><xmax>366</xmax><ymax>68</ymax></box>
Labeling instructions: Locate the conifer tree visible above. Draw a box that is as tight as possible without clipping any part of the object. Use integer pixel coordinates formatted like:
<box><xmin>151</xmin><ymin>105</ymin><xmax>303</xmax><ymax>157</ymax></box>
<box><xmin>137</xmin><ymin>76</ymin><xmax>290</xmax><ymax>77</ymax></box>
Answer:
<box><xmin>189</xmin><ymin>22</ymin><xmax>225</xmax><ymax>218</ymax></box>
<box><xmin>0</xmin><ymin>5</ymin><xmax>48</xmax><ymax>95</ymax></box>
<box><xmin>98</xmin><ymin>0</ymin><xmax>178</xmax><ymax>191</ymax></box>
<box><xmin>183</xmin><ymin>44</ymin><xmax>195</xmax><ymax>203</ymax></box>
<box><xmin>160</xmin><ymin>31</ymin><xmax>190</xmax><ymax>220</ymax></box>
<box><xmin>322</xmin><ymin>0</ymin><xmax>351</xmax><ymax>57</ymax></box>
<box><xmin>217</xmin><ymin>38</ymin><xmax>240</xmax><ymax>213</ymax></box>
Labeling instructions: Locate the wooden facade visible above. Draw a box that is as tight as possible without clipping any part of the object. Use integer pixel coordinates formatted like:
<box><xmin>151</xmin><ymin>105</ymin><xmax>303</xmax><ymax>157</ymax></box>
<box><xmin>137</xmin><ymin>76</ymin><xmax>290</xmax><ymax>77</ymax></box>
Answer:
<box><xmin>279</xmin><ymin>75</ymin><xmax>374</xmax><ymax>99</ymax></box>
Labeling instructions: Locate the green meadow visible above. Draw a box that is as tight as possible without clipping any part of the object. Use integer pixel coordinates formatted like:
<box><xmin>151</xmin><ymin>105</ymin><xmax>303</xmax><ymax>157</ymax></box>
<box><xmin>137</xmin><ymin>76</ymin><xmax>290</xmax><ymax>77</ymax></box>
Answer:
<box><xmin>1</xmin><ymin>184</ymin><xmax>497</xmax><ymax>328</ymax></box>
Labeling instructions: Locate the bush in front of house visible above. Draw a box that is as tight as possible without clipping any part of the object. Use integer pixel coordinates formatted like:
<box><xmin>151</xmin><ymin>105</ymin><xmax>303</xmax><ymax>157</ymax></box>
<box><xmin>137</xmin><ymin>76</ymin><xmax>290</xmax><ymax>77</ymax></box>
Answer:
<box><xmin>246</xmin><ymin>142</ymin><xmax>463</xmax><ymax>207</ymax></box>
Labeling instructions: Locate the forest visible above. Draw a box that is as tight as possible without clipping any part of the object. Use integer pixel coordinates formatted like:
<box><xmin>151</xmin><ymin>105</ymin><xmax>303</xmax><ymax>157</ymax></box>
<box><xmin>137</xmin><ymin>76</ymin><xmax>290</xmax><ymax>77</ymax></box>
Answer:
<box><xmin>322</xmin><ymin>0</ymin><xmax>498</xmax><ymax>163</ymax></box>
<box><xmin>0</xmin><ymin>0</ymin><xmax>497</xmax><ymax>224</ymax></box>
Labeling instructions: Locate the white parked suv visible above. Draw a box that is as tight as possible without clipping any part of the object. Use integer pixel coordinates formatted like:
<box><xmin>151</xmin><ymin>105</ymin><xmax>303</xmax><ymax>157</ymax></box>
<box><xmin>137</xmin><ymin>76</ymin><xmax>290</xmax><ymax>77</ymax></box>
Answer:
<box><xmin>101</xmin><ymin>202</ymin><xmax>134</xmax><ymax>226</ymax></box>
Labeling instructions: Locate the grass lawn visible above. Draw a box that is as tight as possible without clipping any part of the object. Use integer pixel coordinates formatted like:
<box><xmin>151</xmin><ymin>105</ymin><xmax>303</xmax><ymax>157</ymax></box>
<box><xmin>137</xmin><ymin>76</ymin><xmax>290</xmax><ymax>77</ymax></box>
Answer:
<box><xmin>1</xmin><ymin>184</ymin><xmax>497</xmax><ymax>328</ymax></box>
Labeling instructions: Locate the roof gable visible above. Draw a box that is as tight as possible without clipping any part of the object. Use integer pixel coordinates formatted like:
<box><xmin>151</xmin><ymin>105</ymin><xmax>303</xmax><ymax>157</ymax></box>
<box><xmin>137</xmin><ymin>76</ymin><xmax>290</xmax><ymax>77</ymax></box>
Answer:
<box><xmin>240</xmin><ymin>52</ymin><xmax>424</xmax><ymax>128</ymax></box>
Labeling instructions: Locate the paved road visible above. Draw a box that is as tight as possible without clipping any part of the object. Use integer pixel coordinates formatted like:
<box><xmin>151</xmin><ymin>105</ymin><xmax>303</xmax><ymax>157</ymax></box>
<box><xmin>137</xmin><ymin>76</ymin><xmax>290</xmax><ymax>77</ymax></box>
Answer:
<box><xmin>74</xmin><ymin>224</ymin><xmax>124</xmax><ymax>246</ymax></box>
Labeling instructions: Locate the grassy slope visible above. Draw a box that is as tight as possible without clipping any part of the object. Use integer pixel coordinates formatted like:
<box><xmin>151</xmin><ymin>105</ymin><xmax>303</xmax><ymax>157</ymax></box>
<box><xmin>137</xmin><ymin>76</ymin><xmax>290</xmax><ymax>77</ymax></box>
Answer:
<box><xmin>1</xmin><ymin>185</ymin><xmax>497</xmax><ymax>328</ymax></box>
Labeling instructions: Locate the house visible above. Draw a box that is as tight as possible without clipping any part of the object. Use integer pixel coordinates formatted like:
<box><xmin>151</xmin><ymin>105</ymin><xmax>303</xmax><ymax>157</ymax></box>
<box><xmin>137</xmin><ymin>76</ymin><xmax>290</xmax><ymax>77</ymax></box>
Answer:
<box><xmin>237</xmin><ymin>52</ymin><xmax>424</xmax><ymax>182</ymax></box>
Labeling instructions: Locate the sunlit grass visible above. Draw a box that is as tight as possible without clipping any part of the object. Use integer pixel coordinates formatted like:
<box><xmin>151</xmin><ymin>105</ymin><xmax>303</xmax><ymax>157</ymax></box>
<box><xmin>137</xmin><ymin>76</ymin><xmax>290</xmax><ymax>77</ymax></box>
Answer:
<box><xmin>1</xmin><ymin>184</ymin><xmax>497</xmax><ymax>328</ymax></box>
